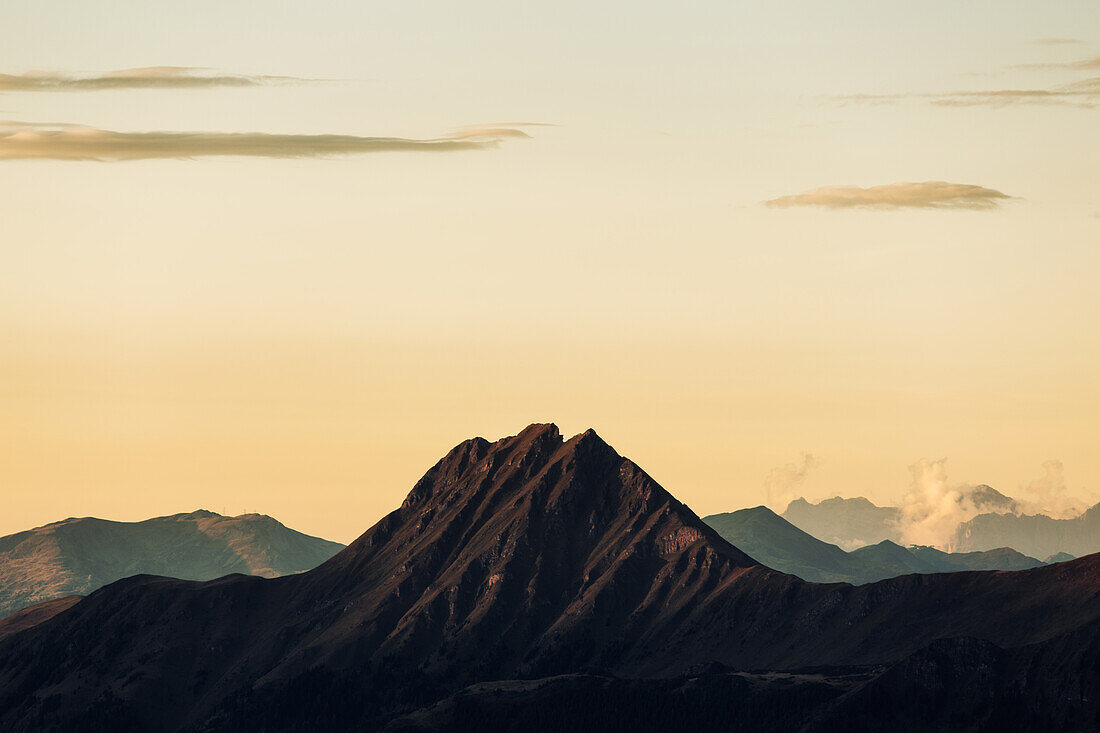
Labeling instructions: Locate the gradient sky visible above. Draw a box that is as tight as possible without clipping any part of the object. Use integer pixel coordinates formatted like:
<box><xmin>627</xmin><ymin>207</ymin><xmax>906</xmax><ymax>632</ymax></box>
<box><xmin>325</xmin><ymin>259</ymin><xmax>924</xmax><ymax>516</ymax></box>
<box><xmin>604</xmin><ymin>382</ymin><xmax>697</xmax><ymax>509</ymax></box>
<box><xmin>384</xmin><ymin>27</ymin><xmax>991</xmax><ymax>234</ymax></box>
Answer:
<box><xmin>2</xmin><ymin>1</ymin><xmax>1099</xmax><ymax>542</ymax></box>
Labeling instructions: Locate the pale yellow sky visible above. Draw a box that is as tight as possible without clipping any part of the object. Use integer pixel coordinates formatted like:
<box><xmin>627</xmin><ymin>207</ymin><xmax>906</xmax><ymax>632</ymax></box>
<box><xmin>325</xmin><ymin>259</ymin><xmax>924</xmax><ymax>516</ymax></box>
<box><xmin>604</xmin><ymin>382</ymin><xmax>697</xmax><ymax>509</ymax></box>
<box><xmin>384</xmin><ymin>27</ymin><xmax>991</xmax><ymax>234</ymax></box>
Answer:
<box><xmin>2</xmin><ymin>1</ymin><xmax>1098</xmax><ymax>542</ymax></box>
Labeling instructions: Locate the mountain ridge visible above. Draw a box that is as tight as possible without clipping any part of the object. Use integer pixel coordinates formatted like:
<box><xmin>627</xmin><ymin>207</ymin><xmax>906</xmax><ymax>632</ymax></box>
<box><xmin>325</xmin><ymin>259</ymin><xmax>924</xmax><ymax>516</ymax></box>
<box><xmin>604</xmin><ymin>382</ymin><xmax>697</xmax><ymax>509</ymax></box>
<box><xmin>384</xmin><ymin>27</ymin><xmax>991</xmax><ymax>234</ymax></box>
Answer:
<box><xmin>703</xmin><ymin>506</ymin><xmax>1043</xmax><ymax>584</ymax></box>
<box><xmin>0</xmin><ymin>509</ymin><xmax>344</xmax><ymax>619</ymax></box>
<box><xmin>2</xmin><ymin>424</ymin><xmax>1100</xmax><ymax>731</ymax></box>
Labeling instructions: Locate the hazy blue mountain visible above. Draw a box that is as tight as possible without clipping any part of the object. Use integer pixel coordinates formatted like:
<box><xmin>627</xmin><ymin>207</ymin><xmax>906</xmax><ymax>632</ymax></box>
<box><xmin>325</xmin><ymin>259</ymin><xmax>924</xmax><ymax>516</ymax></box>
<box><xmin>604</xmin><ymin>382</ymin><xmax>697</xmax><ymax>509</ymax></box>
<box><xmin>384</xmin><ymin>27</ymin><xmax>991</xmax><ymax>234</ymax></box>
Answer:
<box><xmin>781</xmin><ymin>496</ymin><xmax>902</xmax><ymax>549</ymax></box>
<box><xmin>782</xmin><ymin>485</ymin><xmax>1019</xmax><ymax>550</ymax></box>
<box><xmin>704</xmin><ymin>507</ymin><xmax>1043</xmax><ymax>584</ymax></box>
<box><xmin>952</xmin><ymin>504</ymin><xmax>1100</xmax><ymax>560</ymax></box>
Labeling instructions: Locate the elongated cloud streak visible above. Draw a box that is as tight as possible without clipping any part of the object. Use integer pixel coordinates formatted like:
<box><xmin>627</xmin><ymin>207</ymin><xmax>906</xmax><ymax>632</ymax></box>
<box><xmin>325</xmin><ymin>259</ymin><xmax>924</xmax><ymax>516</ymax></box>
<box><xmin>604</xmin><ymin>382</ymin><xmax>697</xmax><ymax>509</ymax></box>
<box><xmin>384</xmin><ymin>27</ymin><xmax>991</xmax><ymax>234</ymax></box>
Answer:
<box><xmin>1016</xmin><ymin>57</ymin><xmax>1100</xmax><ymax>71</ymax></box>
<box><xmin>0</xmin><ymin>122</ymin><xmax>533</xmax><ymax>161</ymax></box>
<box><xmin>765</xmin><ymin>181</ymin><xmax>1012</xmax><ymax>210</ymax></box>
<box><xmin>833</xmin><ymin>74</ymin><xmax>1100</xmax><ymax>108</ymax></box>
<box><xmin>0</xmin><ymin>66</ymin><xmax>315</xmax><ymax>92</ymax></box>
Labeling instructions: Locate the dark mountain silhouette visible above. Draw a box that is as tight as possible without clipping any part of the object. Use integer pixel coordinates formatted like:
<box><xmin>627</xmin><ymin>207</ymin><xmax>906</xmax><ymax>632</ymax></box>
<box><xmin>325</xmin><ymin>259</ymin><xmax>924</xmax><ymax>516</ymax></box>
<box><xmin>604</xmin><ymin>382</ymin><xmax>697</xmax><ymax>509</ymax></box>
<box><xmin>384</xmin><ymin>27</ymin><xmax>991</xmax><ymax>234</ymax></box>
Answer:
<box><xmin>1</xmin><ymin>424</ymin><xmax>1099</xmax><ymax>731</ymax></box>
<box><xmin>703</xmin><ymin>506</ymin><xmax>1043</xmax><ymax>584</ymax></box>
<box><xmin>0</xmin><ymin>510</ymin><xmax>344</xmax><ymax>618</ymax></box>
<box><xmin>953</xmin><ymin>504</ymin><xmax>1100</xmax><ymax>559</ymax></box>
<box><xmin>382</xmin><ymin>619</ymin><xmax>1100</xmax><ymax>733</ymax></box>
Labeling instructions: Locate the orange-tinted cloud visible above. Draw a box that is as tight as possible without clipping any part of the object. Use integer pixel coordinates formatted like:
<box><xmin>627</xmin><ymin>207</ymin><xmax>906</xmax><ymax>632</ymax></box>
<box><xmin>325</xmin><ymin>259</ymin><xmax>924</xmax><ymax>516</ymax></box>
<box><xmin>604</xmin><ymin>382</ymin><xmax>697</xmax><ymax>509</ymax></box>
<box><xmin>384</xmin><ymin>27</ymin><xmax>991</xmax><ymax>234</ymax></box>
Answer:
<box><xmin>0</xmin><ymin>66</ymin><xmax>314</xmax><ymax>92</ymax></box>
<box><xmin>765</xmin><ymin>181</ymin><xmax>1013</xmax><ymax>210</ymax></box>
<box><xmin>0</xmin><ymin>121</ymin><xmax>535</xmax><ymax>161</ymax></box>
<box><xmin>834</xmin><ymin>81</ymin><xmax>1100</xmax><ymax>108</ymax></box>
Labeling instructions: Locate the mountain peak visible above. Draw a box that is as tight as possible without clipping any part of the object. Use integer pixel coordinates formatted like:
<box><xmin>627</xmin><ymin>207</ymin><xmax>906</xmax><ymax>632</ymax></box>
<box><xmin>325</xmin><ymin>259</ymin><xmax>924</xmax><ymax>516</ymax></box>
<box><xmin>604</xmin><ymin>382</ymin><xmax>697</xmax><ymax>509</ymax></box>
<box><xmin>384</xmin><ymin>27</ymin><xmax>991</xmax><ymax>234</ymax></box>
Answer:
<box><xmin>329</xmin><ymin>424</ymin><xmax>758</xmax><ymax>681</ymax></box>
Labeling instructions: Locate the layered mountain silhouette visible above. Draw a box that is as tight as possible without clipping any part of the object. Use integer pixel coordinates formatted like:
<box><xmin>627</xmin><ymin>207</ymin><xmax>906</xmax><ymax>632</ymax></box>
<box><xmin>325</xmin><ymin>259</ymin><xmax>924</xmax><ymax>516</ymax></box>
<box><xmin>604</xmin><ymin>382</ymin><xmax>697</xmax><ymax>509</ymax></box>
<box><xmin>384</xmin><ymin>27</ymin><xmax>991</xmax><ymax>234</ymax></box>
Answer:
<box><xmin>0</xmin><ymin>510</ymin><xmax>344</xmax><ymax>619</ymax></box>
<box><xmin>1</xmin><ymin>424</ymin><xmax>1099</xmax><ymax>731</ymax></box>
<box><xmin>782</xmin><ymin>487</ymin><xmax>1098</xmax><ymax>559</ymax></box>
<box><xmin>953</xmin><ymin>504</ymin><xmax>1100</xmax><ymax>559</ymax></box>
<box><xmin>703</xmin><ymin>506</ymin><xmax>1043</xmax><ymax>584</ymax></box>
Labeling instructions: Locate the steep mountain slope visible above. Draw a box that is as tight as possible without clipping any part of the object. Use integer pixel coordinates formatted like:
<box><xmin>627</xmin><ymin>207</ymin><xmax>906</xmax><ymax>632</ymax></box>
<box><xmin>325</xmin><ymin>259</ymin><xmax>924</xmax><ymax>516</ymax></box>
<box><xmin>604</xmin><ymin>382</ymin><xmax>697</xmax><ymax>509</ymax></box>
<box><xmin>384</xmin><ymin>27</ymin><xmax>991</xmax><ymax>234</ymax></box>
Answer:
<box><xmin>702</xmin><ymin>506</ymin><xmax>860</xmax><ymax>582</ymax></box>
<box><xmin>704</xmin><ymin>508</ymin><xmax>1043</xmax><ymax>585</ymax></box>
<box><xmin>0</xmin><ymin>510</ymin><xmax>344</xmax><ymax>618</ymax></box>
<box><xmin>1</xmin><ymin>424</ymin><xmax>1099</xmax><ymax>732</ymax></box>
<box><xmin>953</xmin><ymin>504</ymin><xmax>1100</xmax><ymax>559</ymax></box>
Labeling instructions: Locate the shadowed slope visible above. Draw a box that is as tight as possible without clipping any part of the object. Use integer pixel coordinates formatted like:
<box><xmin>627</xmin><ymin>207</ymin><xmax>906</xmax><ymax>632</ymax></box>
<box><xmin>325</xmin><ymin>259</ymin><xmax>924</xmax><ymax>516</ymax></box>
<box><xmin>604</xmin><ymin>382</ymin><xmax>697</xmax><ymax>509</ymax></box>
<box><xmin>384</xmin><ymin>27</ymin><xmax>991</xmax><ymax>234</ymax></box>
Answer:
<box><xmin>0</xmin><ymin>596</ymin><xmax>81</xmax><ymax>640</ymax></box>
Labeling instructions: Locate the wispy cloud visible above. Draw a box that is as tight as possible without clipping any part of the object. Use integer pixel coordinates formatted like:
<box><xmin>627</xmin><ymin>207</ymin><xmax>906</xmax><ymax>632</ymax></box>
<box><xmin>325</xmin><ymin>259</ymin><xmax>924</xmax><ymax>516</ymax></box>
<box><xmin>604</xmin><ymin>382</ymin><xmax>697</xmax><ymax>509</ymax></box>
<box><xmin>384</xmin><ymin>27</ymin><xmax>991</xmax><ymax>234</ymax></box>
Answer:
<box><xmin>0</xmin><ymin>66</ymin><xmax>316</xmax><ymax>92</ymax></box>
<box><xmin>833</xmin><ymin>79</ymin><xmax>1100</xmax><ymax>108</ymax></box>
<box><xmin>929</xmin><ymin>82</ymin><xmax>1100</xmax><ymax>107</ymax></box>
<box><xmin>0</xmin><ymin>121</ymin><xmax>536</xmax><ymax>161</ymax></box>
<box><xmin>765</xmin><ymin>181</ymin><xmax>1013</xmax><ymax>210</ymax></box>
<box><xmin>1013</xmin><ymin>56</ymin><xmax>1100</xmax><ymax>72</ymax></box>
<box><xmin>832</xmin><ymin>53</ymin><xmax>1100</xmax><ymax>108</ymax></box>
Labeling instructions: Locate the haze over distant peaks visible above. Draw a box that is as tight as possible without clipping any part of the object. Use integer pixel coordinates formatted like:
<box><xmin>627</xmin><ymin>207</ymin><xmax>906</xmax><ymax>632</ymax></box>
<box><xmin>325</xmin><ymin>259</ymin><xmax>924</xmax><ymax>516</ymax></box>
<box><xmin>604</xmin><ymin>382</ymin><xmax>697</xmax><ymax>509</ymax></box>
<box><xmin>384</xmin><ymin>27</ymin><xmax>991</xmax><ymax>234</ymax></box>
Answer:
<box><xmin>781</xmin><ymin>496</ymin><xmax>902</xmax><ymax>548</ymax></box>
<box><xmin>953</xmin><ymin>505</ymin><xmax>1100</xmax><ymax>559</ymax></box>
<box><xmin>782</xmin><ymin>485</ymin><xmax>1096</xmax><ymax>556</ymax></box>
<box><xmin>703</xmin><ymin>506</ymin><xmax>1043</xmax><ymax>585</ymax></box>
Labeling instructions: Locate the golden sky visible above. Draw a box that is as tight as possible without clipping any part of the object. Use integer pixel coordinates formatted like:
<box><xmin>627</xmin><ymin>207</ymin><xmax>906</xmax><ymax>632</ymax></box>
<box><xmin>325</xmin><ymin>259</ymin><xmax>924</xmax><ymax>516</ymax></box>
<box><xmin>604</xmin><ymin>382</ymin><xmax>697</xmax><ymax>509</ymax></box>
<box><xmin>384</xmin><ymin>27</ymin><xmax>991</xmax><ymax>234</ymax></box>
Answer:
<box><xmin>2</xmin><ymin>1</ymin><xmax>1099</xmax><ymax>542</ymax></box>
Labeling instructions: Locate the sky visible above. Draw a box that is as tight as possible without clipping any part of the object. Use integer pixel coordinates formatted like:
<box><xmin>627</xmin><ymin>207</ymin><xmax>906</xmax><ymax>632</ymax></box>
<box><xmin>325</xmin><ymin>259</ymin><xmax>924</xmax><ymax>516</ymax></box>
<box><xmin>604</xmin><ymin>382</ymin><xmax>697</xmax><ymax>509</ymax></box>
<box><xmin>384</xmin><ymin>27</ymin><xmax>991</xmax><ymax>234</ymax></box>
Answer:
<box><xmin>2</xmin><ymin>1</ymin><xmax>1099</xmax><ymax>543</ymax></box>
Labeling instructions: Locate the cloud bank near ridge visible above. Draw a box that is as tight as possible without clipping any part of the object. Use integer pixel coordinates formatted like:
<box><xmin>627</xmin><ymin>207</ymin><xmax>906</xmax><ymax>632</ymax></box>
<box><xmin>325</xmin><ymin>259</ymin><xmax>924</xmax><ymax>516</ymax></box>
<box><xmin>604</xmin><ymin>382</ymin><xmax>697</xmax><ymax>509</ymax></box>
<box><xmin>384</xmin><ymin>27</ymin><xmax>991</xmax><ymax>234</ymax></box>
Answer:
<box><xmin>765</xmin><ymin>454</ymin><xmax>819</xmax><ymax>510</ymax></box>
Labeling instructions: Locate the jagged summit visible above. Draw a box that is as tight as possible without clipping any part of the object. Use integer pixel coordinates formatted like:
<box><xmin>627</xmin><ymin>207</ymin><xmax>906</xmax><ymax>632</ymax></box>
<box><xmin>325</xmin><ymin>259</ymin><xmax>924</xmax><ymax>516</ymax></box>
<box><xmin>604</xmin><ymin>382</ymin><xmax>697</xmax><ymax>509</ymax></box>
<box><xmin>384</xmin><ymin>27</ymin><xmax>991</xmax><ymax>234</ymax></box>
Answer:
<box><xmin>379</xmin><ymin>422</ymin><xmax>755</xmax><ymax>572</ymax></box>
<box><xmin>323</xmin><ymin>423</ymin><xmax>760</xmax><ymax>678</ymax></box>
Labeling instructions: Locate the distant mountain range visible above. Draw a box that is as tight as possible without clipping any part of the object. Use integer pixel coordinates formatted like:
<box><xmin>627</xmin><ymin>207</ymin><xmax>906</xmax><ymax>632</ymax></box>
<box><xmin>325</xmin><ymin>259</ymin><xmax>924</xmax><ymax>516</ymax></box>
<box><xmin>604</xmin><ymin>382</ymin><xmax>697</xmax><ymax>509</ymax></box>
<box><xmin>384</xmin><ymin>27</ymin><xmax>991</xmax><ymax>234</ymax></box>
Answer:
<box><xmin>702</xmin><ymin>506</ymin><xmax>1047</xmax><ymax>585</ymax></box>
<box><xmin>2</xmin><ymin>425</ymin><xmax>1099</xmax><ymax>731</ymax></box>
<box><xmin>0</xmin><ymin>510</ymin><xmax>344</xmax><ymax>619</ymax></box>
<box><xmin>953</xmin><ymin>504</ymin><xmax>1100</xmax><ymax>559</ymax></box>
<box><xmin>781</xmin><ymin>496</ymin><xmax>902</xmax><ymax>547</ymax></box>
<box><xmin>782</xmin><ymin>490</ymin><xmax>1099</xmax><ymax>558</ymax></box>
